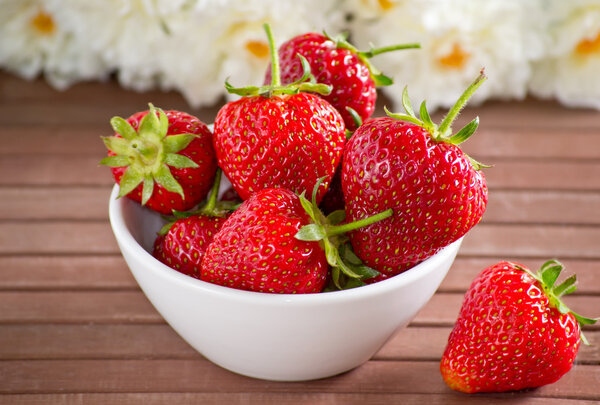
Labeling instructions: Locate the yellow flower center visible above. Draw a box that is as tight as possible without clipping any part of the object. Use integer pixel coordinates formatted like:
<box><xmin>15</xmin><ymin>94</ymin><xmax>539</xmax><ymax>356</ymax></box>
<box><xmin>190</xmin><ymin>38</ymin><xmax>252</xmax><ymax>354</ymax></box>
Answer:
<box><xmin>30</xmin><ymin>10</ymin><xmax>55</xmax><ymax>35</ymax></box>
<box><xmin>574</xmin><ymin>31</ymin><xmax>600</xmax><ymax>56</ymax></box>
<box><xmin>245</xmin><ymin>40</ymin><xmax>269</xmax><ymax>58</ymax></box>
<box><xmin>377</xmin><ymin>0</ymin><xmax>395</xmax><ymax>10</ymax></box>
<box><xmin>437</xmin><ymin>43</ymin><xmax>470</xmax><ymax>69</ymax></box>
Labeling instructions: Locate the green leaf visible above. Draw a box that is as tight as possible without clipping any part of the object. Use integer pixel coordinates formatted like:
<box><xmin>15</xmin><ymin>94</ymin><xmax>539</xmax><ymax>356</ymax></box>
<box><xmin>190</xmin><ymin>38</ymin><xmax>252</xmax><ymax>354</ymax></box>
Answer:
<box><xmin>466</xmin><ymin>154</ymin><xmax>492</xmax><ymax>171</ymax></box>
<box><xmin>164</xmin><ymin>134</ymin><xmax>197</xmax><ymax>153</ymax></box>
<box><xmin>384</xmin><ymin>106</ymin><xmax>422</xmax><ymax>127</ymax></box>
<box><xmin>141</xmin><ymin>176</ymin><xmax>154</xmax><ymax>205</ymax></box>
<box><xmin>326</xmin><ymin>209</ymin><xmax>346</xmax><ymax>225</ymax></box>
<box><xmin>298</xmin><ymin>192</ymin><xmax>317</xmax><ymax>222</ymax></box>
<box><xmin>102</xmin><ymin>136</ymin><xmax>131</xmax><ymax>156</ymax></box>
<box><xmin>154</xmin><ymin>164</ymin><xmax>184</xmax><ymax>198</ymax></box>
<box><xmin>372</xmin><ymin>72</ymin><xmax>393</xmax><ymax>86</ymax></box>
<box><xmin>340</xmin><ymin>243</ymin><xmax>380</xmax><ymax>279</ymax></box>
<box><xmin>553</xmin><ymin>275</ymin><xmax>577</xmax><ymax>297</ymax></box>
<box><xmin>573</xmin><ymin>313</ymin><xmax>598</xmax><ymax>325</ymax></box>
<box><xmin>165</xmin><ymin>153</ymin><xmax>199</xmax><ymax>169</ymax></box>
<box><xmin>295</xmin><ymin>224</ymin><xmax>327</xmax><ymax>241</ymax></box>
<box><xmin>158</xmin><ymin>221</ymin><xmax>174</xmax><ymax>236</ymax></box>
<box><xmin>289</xmin><ymin>54</ymin><xmax>314</xmax><ymax>85</ymax></box>
<box><xmin>110</xmin><ymin>117</ymin><xmax>137</xmax><ymax>140</ymax></box>
<box><xmin>419</xmin><ymin>100</ymin><xmax>435</xmax><ymax>130</ymax></box>
<box><xmin>139</xmin><ymin>107</ymin><xmax>159</xmax><ymax>136</ymax></box>
<box><xmin>118</xmin><ymin>167</ymin><xmax>144</xmax><ymax>198</ymax></box>
<box><xmin>224</xmin><ymin>79</ymin><xmax>266</xmax><ymax>97</ymax></box>
<box><xmin>99</xmin><ymin>155</ymin><xmax>130</xmax><ymax>167</ymax></box>
<box><xmin>312</xmin><ymin>177</ymin><xmax>327</xmax><ymax>207</ymax></box>
<box><xmin>156</xmin><ymin>107</ymin><xmax>169</xmax><ymax>138</ymax></box>
<box><xmin>401</xmin><ymin>86</ymin><xmax>416</xmax><ymax>118</ymax></box>
<box><xmin>540</xmin><ymin>260</ymin><xmax>564</xmax><ymax>289</ymax></box>
<box><xmin>447</xmin><ymin>117</ymin><xmax>479</xmax><ymax>145</ymax></box>
<box><xmin>323</xmin><ymin>239</ymin><xmax>338</xmax><ymax>268</ymax></box>
<box><xmin>345</xmin><ymin>106</ymin><xmax>363</xmax><ymax>130</ymax></box>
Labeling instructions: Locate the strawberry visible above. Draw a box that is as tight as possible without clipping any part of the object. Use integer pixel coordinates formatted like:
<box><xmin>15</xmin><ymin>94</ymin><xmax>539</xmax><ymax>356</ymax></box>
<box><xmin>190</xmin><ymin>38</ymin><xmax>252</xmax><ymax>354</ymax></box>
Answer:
<box><xmin>200</xmin><ymin>182</ymin><xmax>393</xmax><ymax>293</ymax></box>
<box><xmin>265</xmin><ymin>32</ymin><xmax>419</xmax><ymax>130</ymax></box>
<box><xmin>153</xmin><ymin>170</ymin><xmax>235</xmax><ymax>278</ymax></box>
<box><xmin>101</xmin><ymin>104</ymin><xmax>217</xmax><ymax>214</ymax></box>
<box><xmin>440</xmin><ymin>260</ymin><xmax>597</xmax><ymax>393</ymax></box>
<box><xmin>342</xmin><ymin>71</ymin><xmax>489</xmax><ymax>282</ymax></box>
<box><xmin>214</xmin><ymin>24</ymin><xmax>345</xmax><ymax>204</ymax></box>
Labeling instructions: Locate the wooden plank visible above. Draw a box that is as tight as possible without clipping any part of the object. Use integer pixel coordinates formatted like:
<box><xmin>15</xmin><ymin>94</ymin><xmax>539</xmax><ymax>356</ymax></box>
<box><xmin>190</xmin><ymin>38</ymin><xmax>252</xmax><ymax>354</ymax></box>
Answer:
<box><xmin>0</xmin><ymin>256</ymin><xmax>135</xmax><ymax>290</ymax></box>
<box><xmin>483</xmin><ymin>160</ymin><xmax>600</xmax><ymax>191</ymax></box>
<box><xmin>0</xmin><ymin>359</ymin><xmax>598</xmax><ymax>398</ymax></box>
<box><xmin>2</xmin><ymin>323</ymin><xmax>598</xmax><ymax>364</ymax></box>
<box><xmin>462</xmin><ymin>128</ymin><xmax>600</xmax><ymax>160</ymax></box>
<box><xmin>442</xmin><ymin>257</ymin><xmax>600</xmax><ymax>294</ymax></box>
<box><xmin>413</xmin><ymin>293</ymin><xmax>599</xmax><ymax>330</ymax></box>
<box><xmin>461</xmin><ymin>224</ymin><xmax>600</xmax><ymax>259</ymax></box>
<box><xmin>0</xmin><ymin>222</ymin><xmax>118</xmax><ymax>255</ymax></box>
<box><xmin>0</xmin><ymin>126</ymin><xmax>108</xmax><ymax>155</ymax></box>
<box><xmin>483</xmin><ymin>190</ymin><xmax>600</xmax><ymax>225</ymax></box>
<box><xmin>0</xmin><ymin>291</ymin><xmax>161</xmax><ymax>323</ymax></box>
<box><xmin>0</xmin><ymin>324</ymin><xmax>196</xmax><ymax>360</ymax></box>
<box><xmin>1</xmin><ymin>290</ymin><xmax>597</xmax><ymax>329</ymax></box>
<box><xmin>0</xmin><ymin>156</ymin><xmax>113</xmax><ymax>186</ymax></box>
<box><xmin>3</xmin><ymin>154</ymin><xmax>600</xmax><ymax>190</ymax></box>
<box><xmin>0</xmin><ymin>187</ymin><xmax>111</xmax><ymax>220</ymax></box>
<box><xmin>0</xmin><ymin>393</ymin><xmax>594</xmax><ymax>405</ymax></box>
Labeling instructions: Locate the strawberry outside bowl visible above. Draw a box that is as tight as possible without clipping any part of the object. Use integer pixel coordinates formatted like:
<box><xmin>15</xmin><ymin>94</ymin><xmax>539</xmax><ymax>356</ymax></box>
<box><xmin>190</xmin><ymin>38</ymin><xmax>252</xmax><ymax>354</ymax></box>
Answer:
<box><xmin>108</xmin><ymin>184</ymin><xmax>463</xmax><ymax>381</ymax></box>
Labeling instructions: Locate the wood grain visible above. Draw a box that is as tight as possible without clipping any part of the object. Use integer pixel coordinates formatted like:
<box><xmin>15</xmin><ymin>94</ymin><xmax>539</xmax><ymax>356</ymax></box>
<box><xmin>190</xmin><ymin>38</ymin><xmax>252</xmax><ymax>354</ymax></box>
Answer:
<box><xmin>1</xmin><ymin>359</ymin><xmax>598</xmax><ymax>399</ymax></box>
<box><xmin>1</xmin><ymin>324</ymin><xmax>597</xmax><ymax>363</ymax></box>
<box><xmin>1</xmin><ymin>290</ymin><xmax>597</xmax><ymax>330</ymax></box>
<box><xmin>1</xmin><ymin>393</ymin><xmax>595</xmax><ymax>405</ymax></box>
<box><xmin>2</xmin><ymin>72</ymin><xmax>600</xmax><ymax>401</ymax></box>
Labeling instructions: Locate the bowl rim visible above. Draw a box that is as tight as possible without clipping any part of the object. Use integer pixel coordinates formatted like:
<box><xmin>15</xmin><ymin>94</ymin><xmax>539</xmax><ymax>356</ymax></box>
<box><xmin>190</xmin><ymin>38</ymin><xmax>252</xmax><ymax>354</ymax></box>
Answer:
<box><xmin>109</xmin><ymin>184</ymin><xmax>461</xmax><ymax>305</ymax></box>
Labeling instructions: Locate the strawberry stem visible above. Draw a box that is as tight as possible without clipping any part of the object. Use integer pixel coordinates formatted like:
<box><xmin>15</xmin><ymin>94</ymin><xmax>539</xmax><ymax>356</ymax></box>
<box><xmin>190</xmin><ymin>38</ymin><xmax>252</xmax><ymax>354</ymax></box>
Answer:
<box><xmin>327</xmin><ymin>209</ymin><xmax>393</xmax><ymax>236</ymax></box>
<box><xmin>360</xmin><ymin>42</ymin><xmax>420</xmax><ymax>58</ymax></box>
<box><xmin>437</xmin><ymin>69</ymin><xmax>487</xmax><ymax>138</ymax></box>
<box><xmin>264</xmin><ymin>23</ymin><xmax>280</xmax><ymax>87</ymax></box>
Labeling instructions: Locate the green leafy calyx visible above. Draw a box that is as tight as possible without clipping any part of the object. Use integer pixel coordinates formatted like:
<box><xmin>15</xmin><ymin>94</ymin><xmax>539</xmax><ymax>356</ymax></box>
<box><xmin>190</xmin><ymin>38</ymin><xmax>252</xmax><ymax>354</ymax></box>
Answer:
<box><xmin>323</xmin><ymin>31</ymin><xmax>420</xmax><ymax>87</ymax></box>
<box><xmin>226</xmin><ymin>24</ymin><xmax>332</xmax><ymax>98</ymax></box>
<box><xmin>294</xmin><ymin>177</ymin><xmax>393</xmax><ymax>290</ymax></box>
<box><xmin>518</xmin><ymin>259</ymin><xmax>598</xmax><ymax>345</ymax></box>
<box><xmin>385</xmin><ymin>69</ymin><xmax>489</xmax><ymax>170</ymax></box>
<box><xmin>100</xmin><ymin>103</ymin><xmax>198</xmax><ymax>205</ymax></box>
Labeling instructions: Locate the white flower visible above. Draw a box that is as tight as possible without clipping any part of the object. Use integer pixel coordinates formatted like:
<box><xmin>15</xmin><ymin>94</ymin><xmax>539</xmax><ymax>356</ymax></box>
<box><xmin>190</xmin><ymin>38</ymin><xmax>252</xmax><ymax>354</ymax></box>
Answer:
<box><xmin>200</xmin><ymin>0</ymin><xmax>347</xmax><ymax>102</ymax></box>
<box><xmin>529</xmin><ymin>0</ymin><xmax>600</xmax><ymax>110</ymax></box>
<box><xmin>347</xmin><ymin>0</ymin><xmax>544</xmax><ymax>113</ymax></box>
<box><xmin>0</xmin><ymin>0</ymin><xmax>110</xmax><ymax>89</ymax></box>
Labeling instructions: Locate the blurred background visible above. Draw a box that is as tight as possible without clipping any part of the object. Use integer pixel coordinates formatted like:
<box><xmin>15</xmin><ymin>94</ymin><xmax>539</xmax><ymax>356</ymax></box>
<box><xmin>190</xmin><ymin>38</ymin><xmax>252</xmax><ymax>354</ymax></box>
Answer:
<box><xmin>1</xmin><ymin>0</ymin><xmax>600</xmax><ymax>113</ymax></box>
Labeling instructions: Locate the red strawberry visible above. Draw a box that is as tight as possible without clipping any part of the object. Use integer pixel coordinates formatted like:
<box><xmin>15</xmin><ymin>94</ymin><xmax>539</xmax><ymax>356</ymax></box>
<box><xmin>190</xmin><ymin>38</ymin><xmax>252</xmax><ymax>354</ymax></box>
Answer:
<box><xmin>200</xmin><ymin>183</ymin><xmax>393</xmax><ymax>293</ymax></box>
<box><xmin>342</xmin><ymin>71</ymin><xmax>489</xmax><ymax>282</ymax></box>
<box><xmin>440</xmin><ymin>260</ymin><xmax>597</xmax><ymax>393</ymax></box>
<box><xmin>101</xmin><ymin>104</ymin><xmax>217</xmax><ymax>214</ymax></box>
<box><xmin>152</xmin><ymin>170</ymin><xmax>235</xmax><ymax>278</ymax></box>
<box><xmin>265</xmin><ymin>32</ymin><xmax>419</xmax><ymax>130</ymax></box>
<box><xmin>214</xmin><ymin>25</ymin><xmax>345</xmax><ymax>204</ymax></box>
<box><xmin>153</xmin><ymin>215</ymin><xmax>227</xmax><ymax>278</ymax></box>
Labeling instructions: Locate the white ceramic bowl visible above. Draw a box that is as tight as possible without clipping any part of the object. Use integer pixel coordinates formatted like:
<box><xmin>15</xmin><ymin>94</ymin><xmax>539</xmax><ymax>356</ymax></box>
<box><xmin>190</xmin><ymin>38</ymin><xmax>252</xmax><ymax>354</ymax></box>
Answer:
<box><xmin>108</xmin><ymin>184</ymin><xmax>462</xmax><ymax>381</ymax></box>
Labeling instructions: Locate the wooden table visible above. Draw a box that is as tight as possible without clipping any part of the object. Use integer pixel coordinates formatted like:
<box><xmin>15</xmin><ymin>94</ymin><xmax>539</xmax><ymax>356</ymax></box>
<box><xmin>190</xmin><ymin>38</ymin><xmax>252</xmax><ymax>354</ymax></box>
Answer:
<box><xmin>1</xmin><ymin>71</ymin><xmax>599</xmax><ymax>404</ymax></box>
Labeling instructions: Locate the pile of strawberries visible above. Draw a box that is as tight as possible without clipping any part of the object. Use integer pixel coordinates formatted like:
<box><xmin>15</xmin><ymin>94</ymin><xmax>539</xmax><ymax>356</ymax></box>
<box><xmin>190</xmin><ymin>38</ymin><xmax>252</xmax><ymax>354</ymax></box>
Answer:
<box><xmin>101</xmin><ymin>24</ymin><xmax>595</xmax><ymax>394</ymax></box>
